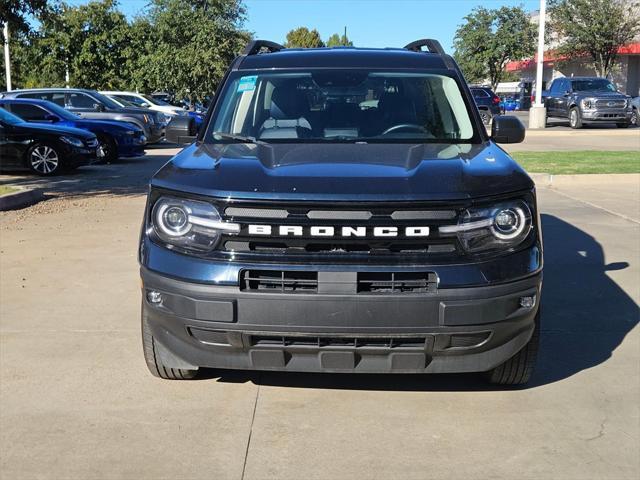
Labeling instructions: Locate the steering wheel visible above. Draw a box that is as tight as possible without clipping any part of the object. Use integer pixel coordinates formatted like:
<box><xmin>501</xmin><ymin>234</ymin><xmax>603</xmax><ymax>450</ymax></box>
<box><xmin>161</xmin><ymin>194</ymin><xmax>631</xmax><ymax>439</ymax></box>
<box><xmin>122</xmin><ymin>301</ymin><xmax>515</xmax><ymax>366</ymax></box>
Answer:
<box><xmin>381</xmin><ymin>124</ymin><xmax>427</xmax><ymax>135</ymax></box>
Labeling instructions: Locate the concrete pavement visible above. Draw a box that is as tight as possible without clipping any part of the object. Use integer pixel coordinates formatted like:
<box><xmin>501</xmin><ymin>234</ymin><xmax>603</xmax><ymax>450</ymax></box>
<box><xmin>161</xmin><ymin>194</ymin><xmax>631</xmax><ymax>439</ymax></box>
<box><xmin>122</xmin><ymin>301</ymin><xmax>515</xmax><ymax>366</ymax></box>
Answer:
<box><xmin>1</xmin><ymin>149</ymin><xmax>638</xmax><ymax>479</ymax></box>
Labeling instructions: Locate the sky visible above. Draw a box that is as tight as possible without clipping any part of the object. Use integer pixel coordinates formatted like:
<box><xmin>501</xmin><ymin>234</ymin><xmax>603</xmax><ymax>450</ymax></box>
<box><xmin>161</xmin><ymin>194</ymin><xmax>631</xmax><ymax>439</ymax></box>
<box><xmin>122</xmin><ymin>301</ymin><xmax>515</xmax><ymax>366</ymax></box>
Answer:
<box><xmin>66</xmin><ymin>0</ymin><xmax>541</xmax><ymax>51</ymax></box>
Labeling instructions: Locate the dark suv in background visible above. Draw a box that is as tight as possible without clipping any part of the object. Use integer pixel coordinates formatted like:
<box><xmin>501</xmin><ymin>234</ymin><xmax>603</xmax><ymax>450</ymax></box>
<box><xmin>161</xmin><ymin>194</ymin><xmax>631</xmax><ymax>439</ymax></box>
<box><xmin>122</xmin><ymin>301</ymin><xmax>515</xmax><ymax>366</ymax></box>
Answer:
<box><xmin>0</xmin><ymin>88</ymin><xmax>165</xmax><ymax>143</ymax></box>
<box><xmin>543</xmin><ymin>77</ymin><xmax>633</xmax><ymax>128</ymax></box>
<box><xmin>470</xmin><ymin>86</ymin><xmax>501</xmax><ymax>124</ymax></box>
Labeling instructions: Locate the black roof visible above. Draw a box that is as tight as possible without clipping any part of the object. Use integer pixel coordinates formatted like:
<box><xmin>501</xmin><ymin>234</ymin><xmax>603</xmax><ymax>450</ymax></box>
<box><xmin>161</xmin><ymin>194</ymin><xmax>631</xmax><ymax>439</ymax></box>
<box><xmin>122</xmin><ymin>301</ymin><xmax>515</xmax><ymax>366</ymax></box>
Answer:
<box><xmin>237</xmin><ymin>47</ymin><xmax>452</xmax><ymax>71</ymax></box>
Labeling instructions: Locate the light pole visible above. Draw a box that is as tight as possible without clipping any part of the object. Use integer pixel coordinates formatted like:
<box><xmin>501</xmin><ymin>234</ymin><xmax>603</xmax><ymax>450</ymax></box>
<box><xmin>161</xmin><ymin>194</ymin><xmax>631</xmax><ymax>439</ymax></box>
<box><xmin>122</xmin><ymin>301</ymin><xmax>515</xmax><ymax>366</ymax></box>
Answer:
<box><xmin>529</xmin><ymin>0</ymin><xmax>547</xmax><ymax>128</ymax></box>
<box><xmin>3</xmin><ymin>22</ymin><xmax>11</xmax><ymax>92</ymax></box>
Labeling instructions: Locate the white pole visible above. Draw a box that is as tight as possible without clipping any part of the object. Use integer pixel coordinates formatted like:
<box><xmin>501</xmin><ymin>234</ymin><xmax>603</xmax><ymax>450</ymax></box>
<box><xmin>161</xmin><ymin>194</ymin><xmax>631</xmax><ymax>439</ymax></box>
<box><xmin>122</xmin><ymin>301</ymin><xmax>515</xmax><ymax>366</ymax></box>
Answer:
<box><xmin>528</xmin><ymin>0</ymin><xmax>547</xmax><ymax>128</ymax></box>
<box><xmin>3</xmin><ymin>22</ymin><xmax>12</xmax><ymax>92</ymax></box>
<box><xmin>534</xmin><ymin>0</ymin><xmax>546</xmax><ymax>106</ymax></box>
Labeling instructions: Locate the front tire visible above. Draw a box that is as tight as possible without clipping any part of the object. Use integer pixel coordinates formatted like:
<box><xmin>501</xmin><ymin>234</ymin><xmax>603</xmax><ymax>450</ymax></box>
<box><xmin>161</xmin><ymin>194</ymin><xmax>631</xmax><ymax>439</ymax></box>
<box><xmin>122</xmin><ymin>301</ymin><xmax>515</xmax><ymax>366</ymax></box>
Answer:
<box><xmin>142</xmin><ymin>306</ymin><xmax>198</xmax><ymax>380</ymax></box>
<box><xmin>485</xmin><ymin>310</ymin><xmax>540</xmax><ymax>385</ymax></box>
<box><xmin>27</xmin><ymin>143</ymin><xmax>62</xmax><ymax>175</ymax></box>
<box><xmin>569</xmin><ymin>107</ymin><xmax>582</xmax><ymax>129</ymax></box>
<box><xmin>96</xmin><ymin>134</ymin><xmax>118</xmax><ymax>163</ymax></box>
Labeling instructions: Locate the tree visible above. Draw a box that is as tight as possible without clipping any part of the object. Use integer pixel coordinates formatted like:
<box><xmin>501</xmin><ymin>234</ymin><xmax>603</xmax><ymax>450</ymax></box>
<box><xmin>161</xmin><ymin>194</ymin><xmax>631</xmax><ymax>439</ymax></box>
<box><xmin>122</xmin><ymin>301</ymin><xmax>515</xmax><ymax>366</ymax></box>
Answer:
<box><xmin>140</xmin><ymin>0</ymin><xmax>250</xmax><ymax>102</ymax></box>
<box><xmin>549</xmin><ymin>0</ymin><xmax>640</xmax><ymax>78</ymax></box>
<box><xmin>326</xmin><ymin>31</ymin><xmax>353</xmax><ymax>47</ymax></box>
<box><xmin>453</xmin><ymin>6</ymin><xmax>536</xmax><ymax>89</ymax></box>
<box><xmin>1</xmin><ymin>0</ymin><xmax>51</xmax><ymax>34</ymax></box>
<box><xmin>23</xmin><ymin>0</ymin><xmax>133</xmax><ymax>89</ymax></box>
<box><xmin>284</xmin><ymin>27</ymin><xmax>324</xmax><ymax>48</ymax></box>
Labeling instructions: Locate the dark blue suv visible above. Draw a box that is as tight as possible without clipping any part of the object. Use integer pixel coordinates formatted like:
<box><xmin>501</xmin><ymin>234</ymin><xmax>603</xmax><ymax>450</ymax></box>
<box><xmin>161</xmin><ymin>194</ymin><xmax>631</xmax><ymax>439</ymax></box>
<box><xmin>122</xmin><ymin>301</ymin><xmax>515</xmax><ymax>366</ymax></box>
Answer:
<box><xmin>140</xmin><ymin>39</ymin><xmax>541</xmax><ymax>385</ymax></box>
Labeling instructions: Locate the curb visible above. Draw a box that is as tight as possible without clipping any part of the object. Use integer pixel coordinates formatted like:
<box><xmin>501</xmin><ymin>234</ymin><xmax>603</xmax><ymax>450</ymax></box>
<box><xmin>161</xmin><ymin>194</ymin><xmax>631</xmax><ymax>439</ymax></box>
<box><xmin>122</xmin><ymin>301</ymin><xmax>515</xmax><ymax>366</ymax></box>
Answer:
<box><xmin>0</xmin><ymin>188</ymin><xmax>45</xmax><ymax>211</ymax></box>
<box><xmin>530</xmin><ymin>172</ymin><xmax>640</xmax><ymax>187</ymax></box>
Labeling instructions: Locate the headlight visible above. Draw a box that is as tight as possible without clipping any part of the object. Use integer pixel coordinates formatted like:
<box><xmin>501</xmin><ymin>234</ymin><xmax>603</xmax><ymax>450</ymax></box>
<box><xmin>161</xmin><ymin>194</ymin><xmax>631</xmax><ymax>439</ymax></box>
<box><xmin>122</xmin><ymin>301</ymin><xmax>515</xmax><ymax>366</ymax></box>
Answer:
<box><xmin>581</xmin><ymin>98</ymin><xmax>595</xmax><ymax>110</ymax></box>
<box><xmin>59</xmin><ymin>136</ymin><xmax>84</xmax><ymax>147</ymax></box>
<box><xmin>439</xmin><ymin>200</ymin><xmax>533</xmax><ymax>253</ymax></box>
<box><xmin>142</xmin><ymin>114</ymin><xmax>151</xmax><ymax>123</ymax></box>
<box><xmin>150</xmin><ymin>196</ymin><xmax>240</xmax><ymax>253</ymax></box>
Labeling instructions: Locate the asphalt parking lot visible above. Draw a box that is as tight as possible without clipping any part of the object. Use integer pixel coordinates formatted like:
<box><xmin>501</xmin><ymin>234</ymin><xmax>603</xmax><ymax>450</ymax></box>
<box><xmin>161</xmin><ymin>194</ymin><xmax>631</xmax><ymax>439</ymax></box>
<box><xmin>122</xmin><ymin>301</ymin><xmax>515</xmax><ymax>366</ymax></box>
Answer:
<box><xmin>1</xmin><ymin>145</ymin><xmax>639</xmax><ymax>479</ymax></box>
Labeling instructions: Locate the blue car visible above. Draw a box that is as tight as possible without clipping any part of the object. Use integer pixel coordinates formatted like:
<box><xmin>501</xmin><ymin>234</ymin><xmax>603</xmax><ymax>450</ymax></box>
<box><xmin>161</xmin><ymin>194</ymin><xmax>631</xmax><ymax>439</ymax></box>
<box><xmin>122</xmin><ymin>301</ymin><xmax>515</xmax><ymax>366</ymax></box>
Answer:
<box><xmin>0</xmin><ymin>98</ymin><xmax>146</xmax><ymax>163</ymax></box>
<box><xmin>186</xmin><ymin>111</ymin><xmax>205</xmax><ymax>128</ymax></box>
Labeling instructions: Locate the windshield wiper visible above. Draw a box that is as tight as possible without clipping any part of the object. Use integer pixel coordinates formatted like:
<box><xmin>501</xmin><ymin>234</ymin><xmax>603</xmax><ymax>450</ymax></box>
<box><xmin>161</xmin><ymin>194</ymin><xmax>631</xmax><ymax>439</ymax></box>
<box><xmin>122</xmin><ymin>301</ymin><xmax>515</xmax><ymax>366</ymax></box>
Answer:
<box><xmin>212</xmin><ymin>131</ymin><xmax>269</xmax><ymax>147</ymax></box>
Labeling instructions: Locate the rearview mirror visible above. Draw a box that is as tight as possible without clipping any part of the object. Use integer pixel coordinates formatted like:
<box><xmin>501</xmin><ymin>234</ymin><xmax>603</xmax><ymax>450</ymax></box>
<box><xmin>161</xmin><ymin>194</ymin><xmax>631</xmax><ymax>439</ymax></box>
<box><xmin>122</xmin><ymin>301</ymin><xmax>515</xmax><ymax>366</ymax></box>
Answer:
<box><xmin>491</xmin><ymin>115</ymin><xmax>525</xmax><ymax>144</ymax></box>
<box><xmin>165</xmin><ymin>116</ymin><xmax>198</xmax><ymax>145</ymax></box>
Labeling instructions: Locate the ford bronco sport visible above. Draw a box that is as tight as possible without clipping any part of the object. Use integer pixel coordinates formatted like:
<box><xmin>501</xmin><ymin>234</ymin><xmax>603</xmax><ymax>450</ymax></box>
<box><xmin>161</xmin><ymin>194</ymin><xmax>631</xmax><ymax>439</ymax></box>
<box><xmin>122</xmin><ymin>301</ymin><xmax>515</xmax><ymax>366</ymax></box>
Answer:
<box><xmin>140</xmin><ymin>39</ymin><xmax>542</xmax><ymax>385</ymax></box>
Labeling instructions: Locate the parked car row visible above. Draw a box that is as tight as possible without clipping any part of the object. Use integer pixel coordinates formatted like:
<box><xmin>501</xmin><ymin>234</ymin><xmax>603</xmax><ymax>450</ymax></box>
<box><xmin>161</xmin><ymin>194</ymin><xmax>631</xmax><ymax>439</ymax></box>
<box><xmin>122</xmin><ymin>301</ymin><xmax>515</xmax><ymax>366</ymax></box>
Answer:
<box><xmin>0</xmin><ymin>87</ymin><xmax>209</xmax><ymax>175</ymax></box>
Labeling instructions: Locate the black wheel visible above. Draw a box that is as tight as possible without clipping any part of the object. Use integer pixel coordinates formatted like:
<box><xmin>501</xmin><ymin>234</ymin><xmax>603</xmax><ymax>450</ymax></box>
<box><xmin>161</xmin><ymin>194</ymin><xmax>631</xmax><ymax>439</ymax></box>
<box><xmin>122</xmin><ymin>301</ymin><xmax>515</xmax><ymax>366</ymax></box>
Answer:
<box><xmin>96</xmin><ymin>134</ymin><xmax>117</xmax><ymax>163</ymax></box>
<box><xmin>616</xmin><ymin>122</ymin><xmax>629</xmax><ymax>128</ymax></box>
<box><xmin>141</xmin><ymin>305</ymin><xmax>198</xmax><ymax>380</ymax></box>
<box><xmin>569</xmin><ymin>107</ymin><xmax>582</xmax><ymax>129</ymax></box>
<box><xmin>630</xmin><ymin>107</ymin><xmax>638</xmax><ymax>126</ymax></box>
<box><xmin>479</xmin><ymin>110</ymin><xmax>492</xmax><ymax>126</ymax></box>
<box><xmin>485</xmin><ymin>310</ymin><xmax>540</xmax><ymax>385</ymax></box>
<box><xmin>27</xmin><ymin>143</ymin><xmax>62</xmax><ymax>175</ymax></box>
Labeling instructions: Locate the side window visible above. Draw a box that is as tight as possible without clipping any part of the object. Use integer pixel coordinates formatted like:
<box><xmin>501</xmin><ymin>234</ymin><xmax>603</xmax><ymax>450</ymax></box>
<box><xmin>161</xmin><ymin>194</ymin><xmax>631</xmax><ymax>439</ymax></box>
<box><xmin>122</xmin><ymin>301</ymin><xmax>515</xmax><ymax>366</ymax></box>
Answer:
<box><xmin>9</xmin><ymin>103</ymin><xmax>49</xmax><ymax>121</ymax></box>
<box><xmin>549</xmin><ymin>80</ymin><xmax>560</xmax><ymax>93</ymax></box>
<box><xmin>48</xmin><ymin>93</ymin><xmax>66</xmax><ymax>106</ymax></box>
<box><xmin>471</xmin><ymin>89</ymin><xmax>489</xmax><ymax>98</ymax></box>
<box><xmin>68</xmin><ymin>93</ymin><xmax>97</xmax><ymax>108</ymax></box>
<box><xmin>566</xmin><ymin>80</ymin><xmax>573</xmax><ymax>93</ymax></box>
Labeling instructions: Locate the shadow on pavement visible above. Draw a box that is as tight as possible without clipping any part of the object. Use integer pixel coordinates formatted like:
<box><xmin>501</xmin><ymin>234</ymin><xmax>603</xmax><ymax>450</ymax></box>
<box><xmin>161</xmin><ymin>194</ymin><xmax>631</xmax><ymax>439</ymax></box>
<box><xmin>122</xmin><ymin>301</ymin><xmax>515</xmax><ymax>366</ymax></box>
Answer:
<box><xmin>0</xmin><ymin>150</ymin><xmax>175</xmax><ymax>198</ymax></box>
<box><xmin>204</xmin><ymin>214</ymin><xmax>639</xmax><ymax>391</ymax></box>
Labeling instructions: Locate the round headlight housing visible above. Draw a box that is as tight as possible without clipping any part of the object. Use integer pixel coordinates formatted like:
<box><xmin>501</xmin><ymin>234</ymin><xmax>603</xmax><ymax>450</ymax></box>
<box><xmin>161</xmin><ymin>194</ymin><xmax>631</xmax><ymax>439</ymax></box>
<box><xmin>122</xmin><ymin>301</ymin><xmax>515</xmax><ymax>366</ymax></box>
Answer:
<box><xmin>439</xmin><ymin>200</ymin><xmax>533</xmax><ymax>253</ymax></box>
<box><xmin>150</xmin><ymin>196</ymin><xmax>240</xmax><ymax>253</ymax></box>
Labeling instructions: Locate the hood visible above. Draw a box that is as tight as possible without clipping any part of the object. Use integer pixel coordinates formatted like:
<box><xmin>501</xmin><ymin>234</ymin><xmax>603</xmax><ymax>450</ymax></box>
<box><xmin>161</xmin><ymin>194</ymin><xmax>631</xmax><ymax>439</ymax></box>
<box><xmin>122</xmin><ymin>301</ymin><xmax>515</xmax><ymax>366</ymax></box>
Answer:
<box><xmin>575</xmin><ymin>90</ymin><xmax>627</xmax><ymax>98</ymax></box>
<box><xmin>73</xmin><ymin>118</ymin><xmax>141</xmax><ymax>132</ymax></box>
<box><xmin>152</xmin><ymin>142</ymin><xmax>533</xmax><ymax>202</ymax></box>
<box><xmin>16</xmin><ymin>121</ymin><xmax>96</xmax><ymax>139</ymax></box>
<box><xmin>107</xmin><ymin>106</ymin><xmax>158</xmax><ymax>117</ymax></box>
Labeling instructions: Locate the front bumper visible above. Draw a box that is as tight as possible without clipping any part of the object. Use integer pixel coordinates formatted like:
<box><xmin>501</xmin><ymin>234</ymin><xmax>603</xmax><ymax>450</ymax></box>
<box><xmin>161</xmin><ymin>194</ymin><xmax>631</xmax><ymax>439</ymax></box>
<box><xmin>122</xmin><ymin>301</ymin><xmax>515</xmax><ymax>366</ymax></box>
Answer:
<box><xmin>582</xmin><ymin>109</ymin><xmax>632</xmax><ymax>123</ymax></box>
<box><xmin>145</xmin><ymin>124</ymin><xmax>165</xmax><ymax>144</ymax></box>
<box><xmin>141</xmin><ymin>266</ymin><xmax>541</xmax><ymax>374</ymax></box>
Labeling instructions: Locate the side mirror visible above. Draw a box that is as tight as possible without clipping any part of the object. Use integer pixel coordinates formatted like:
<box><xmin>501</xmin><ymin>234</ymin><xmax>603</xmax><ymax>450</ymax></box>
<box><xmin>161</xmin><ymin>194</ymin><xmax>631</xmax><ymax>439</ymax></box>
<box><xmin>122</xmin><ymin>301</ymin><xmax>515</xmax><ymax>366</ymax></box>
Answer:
<box><xmin>44</xmin><ymin>114</ymin><xmax>60</xmax><ymax>123</ymax></box>
<box><xmin>93</xmin><ymin>103</ymin><xmax>105</xmax><ymax>112</ymax></box>
<box><xmin>165</xmin><ymin>116</ymin><xmax>198</xmax><ymax>145</ymax></box>
<box><xmin>491</xmin><ymin>115</ymin><xmax>525</xmax><ymax>144</ymax></box>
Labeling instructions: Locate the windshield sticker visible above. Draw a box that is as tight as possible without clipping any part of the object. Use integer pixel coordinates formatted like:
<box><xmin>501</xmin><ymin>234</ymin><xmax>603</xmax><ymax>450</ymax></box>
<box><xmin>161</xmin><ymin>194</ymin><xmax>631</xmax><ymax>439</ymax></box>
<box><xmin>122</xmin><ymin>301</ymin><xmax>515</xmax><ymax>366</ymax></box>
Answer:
<box><xmin>237</xmin><ymin>76</ymin><xmax>257</xmax><ymax>93</ymax></box>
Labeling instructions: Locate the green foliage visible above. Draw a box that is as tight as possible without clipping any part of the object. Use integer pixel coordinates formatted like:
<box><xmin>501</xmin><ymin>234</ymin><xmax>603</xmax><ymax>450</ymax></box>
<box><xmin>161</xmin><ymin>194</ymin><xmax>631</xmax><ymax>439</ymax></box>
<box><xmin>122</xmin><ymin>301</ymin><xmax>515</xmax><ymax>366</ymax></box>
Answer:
<box><xmin>453</xmin><ymin>6</ymin><xmax>536</xmax><ymax>89</ymax></box>
<box><xmin>3</xmin><ymin>0</ymin><xmax>249</xmax><ymax>99</ymax></box>
<box><xmin>326</xmin><ymin>32</ymin><xmax>353</xmax><ymax>47</ymax></box>
<box><xmin>549</xmin><ymin>0</ymin><xmax>640</xmax><ymax>78</ymax></box>
<box><xmin>138</xmin><ymin>0</ymin><xmax>250</xmax><ymax>101</ymax></box>
<box><xmin>284</xmin><ymin>27</ymin><xmax>324</xmax><ymax>48</ymax></box>
<box><xmin>0</xmin><ymin>0</ymin><xmax>51</xmax><ymax>34</ymax></box>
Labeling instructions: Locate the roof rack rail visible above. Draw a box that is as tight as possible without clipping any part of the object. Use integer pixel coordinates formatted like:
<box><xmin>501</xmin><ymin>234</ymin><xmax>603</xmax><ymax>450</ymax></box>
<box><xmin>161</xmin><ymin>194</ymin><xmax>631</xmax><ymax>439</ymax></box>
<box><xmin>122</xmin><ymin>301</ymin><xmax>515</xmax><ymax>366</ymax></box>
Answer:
<box><xmin>243</xmin><ymin>40</ymin><xmax>285</xmax><ymax>56</ymax></box>
<box><xmin>403</xmin><ymin>39</ymin><xmax>446</xmax><ymax>55</ymax></box>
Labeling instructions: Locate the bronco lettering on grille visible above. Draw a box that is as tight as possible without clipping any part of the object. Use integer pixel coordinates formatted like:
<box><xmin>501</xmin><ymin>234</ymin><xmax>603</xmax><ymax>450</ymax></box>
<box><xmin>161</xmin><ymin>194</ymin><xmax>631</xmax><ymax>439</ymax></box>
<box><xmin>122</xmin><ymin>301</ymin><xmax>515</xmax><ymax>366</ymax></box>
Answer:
<box><xmin>247</xmin><ymin>225</ymin><xmax>430</xmax><ymax>237</ymax></box>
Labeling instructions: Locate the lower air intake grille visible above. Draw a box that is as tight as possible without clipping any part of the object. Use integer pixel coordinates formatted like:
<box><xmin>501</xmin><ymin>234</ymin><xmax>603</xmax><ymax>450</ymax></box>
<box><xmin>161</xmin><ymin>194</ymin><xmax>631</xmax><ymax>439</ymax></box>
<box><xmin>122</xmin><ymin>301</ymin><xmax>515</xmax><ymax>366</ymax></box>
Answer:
<box><xmin>241</xmin><ymin>270</ymin><xmax>318</xmax><ymax>293</ymax></box>
<box><xmin>357</xmin><ymin>272</ymin><xmax>438</xmax><ymax>293</ymax></box>
<box><xmin>250</xmin><ymin>335</ymin><xmax>428</xmax><ymax>349</ymax></box>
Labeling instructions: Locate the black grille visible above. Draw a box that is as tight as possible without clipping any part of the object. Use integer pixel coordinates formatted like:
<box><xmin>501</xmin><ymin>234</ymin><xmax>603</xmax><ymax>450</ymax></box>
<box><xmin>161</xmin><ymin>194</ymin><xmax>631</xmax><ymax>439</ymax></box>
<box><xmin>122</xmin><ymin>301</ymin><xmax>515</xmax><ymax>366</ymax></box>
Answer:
<box><xmin>250</xmin><ymin>335</ymin><xmax>428</xmax><ymax>349</ymax></box>
<box><xmin>241</xmin><ymin>270</ymin><xmax>318</xmax><ymax>293</ymax></box>
<box><xmin>357</xmin><ymin>272</ymin><xmax>438</xmax><ymax>293</ymax></box>
<box><xmin>241</xmin><ymin>269</ymin><xmax>437</xmax><ymax>295</ymax></box>
<box><xmin>220</xmin><ymin>202</ymin><xmax>463</xmax><ymax>259</ymax></box>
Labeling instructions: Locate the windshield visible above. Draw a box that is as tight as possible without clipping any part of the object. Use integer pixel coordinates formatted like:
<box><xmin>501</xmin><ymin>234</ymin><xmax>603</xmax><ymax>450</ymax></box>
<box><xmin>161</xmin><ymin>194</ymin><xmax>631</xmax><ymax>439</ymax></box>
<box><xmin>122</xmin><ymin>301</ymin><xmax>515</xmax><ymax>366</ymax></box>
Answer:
<box><xmin>208</xmin><ymin>70</ymin><xmax>476</xmax><ymax>143</ymax></box>
<box><xmin>142</xmin><ymin>94</ymin><xmax>170</xmax><ymax>106</ymax></box>
<box><xmin>91</xmin><ymin>91</ymin><xmax>127</xmax><ymax>110</ymax></box>
<box><xmin>572</xmin><ymin>79</ymin><xmax>617</xmax><ymax>93</ymax></box>
<box><xmin>0</xmin><ymin>107</ymin><xmax>24</xmax><ymax>125</ymax></box>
